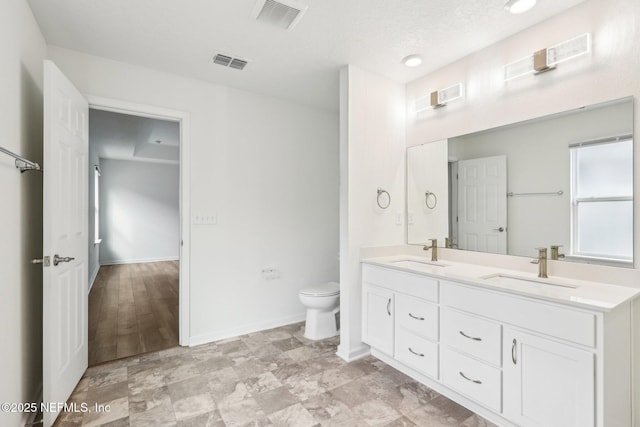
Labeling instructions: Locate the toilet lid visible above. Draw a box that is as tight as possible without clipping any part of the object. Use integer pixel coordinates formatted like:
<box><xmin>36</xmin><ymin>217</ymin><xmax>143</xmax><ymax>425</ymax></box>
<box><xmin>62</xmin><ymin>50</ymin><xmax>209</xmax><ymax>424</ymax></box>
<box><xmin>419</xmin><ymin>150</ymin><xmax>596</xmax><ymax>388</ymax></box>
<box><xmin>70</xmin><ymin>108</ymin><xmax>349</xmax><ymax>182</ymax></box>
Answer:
<box><xmin>300</xmin><ymin>281</ymin><xmax>340</xmax><ymax>297</ymax></box>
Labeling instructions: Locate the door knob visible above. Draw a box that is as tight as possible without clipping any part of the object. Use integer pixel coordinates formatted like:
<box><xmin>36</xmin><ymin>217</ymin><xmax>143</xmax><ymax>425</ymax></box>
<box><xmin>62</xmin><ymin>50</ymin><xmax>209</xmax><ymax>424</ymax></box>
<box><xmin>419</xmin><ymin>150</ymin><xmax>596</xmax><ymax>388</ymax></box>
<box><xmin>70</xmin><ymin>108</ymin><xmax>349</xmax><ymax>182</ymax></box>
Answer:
<box><xmin>493</xmin><ymin>227</ymin><xmax>505</xmax><ymax>232</ymax></box>
<box><xmin>53</xmin><ymin>254</ymin><xmax>75</xmax><ymax>266</ymax></box>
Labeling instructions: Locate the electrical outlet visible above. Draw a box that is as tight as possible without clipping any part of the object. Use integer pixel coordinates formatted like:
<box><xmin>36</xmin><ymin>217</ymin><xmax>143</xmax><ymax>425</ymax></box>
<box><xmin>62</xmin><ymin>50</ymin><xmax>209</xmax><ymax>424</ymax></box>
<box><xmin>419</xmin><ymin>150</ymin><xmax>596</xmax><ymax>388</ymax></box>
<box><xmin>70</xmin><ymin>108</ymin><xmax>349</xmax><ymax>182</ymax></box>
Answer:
<box><xmin>193</xmin><ymin>213</ymin><xmax>217</xmax><ymax>225</ymax></box>
<box><xmin>261</xmin><ymin>268</ymin><xmax>281</xmax><ymax>280</ymax></box>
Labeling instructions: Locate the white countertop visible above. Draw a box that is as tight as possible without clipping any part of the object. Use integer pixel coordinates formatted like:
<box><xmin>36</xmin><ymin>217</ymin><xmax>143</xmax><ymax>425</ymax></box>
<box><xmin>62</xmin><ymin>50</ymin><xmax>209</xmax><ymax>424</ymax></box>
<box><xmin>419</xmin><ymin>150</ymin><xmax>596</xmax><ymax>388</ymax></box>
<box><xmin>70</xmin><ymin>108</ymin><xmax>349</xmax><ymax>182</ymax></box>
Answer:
<box><xmin>362</xmin><ymin>254</ymin><xmax>640</xmax><ymax>311</ymax></box>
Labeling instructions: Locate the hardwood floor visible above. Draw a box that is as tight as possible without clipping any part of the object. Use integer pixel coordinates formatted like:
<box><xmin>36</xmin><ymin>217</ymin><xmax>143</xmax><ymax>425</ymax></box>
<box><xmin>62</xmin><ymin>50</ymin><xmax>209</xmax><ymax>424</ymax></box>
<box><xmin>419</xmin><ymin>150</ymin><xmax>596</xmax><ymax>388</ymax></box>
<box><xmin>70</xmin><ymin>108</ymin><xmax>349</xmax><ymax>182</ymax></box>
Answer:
<box><xmin>88</xmin><ymin>260</ymin><xmax>179</xmax><ymax>366</ymax></box>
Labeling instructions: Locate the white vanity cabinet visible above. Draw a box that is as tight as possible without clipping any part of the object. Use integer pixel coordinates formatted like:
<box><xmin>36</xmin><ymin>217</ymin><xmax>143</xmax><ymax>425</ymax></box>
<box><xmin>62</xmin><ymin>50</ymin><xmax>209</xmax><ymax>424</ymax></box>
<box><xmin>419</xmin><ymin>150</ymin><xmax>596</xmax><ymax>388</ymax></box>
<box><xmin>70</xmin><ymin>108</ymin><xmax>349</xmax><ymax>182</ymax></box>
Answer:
<box><xmin>362</xmin><ymin>264</ymin><xmax>439</xmax><ymax>378</ymax></box>
<box><xmin>442</xmin><ymin>280</ymin><xmax>596</xmax><ymax>426</ymax></box>
<box><xmin>502</xmin><ymin>327</ymin><xmax>594</xmax><ymax>427</ymax></box>
<box><xmin>362</xmin><ymin>283</ymin><xmax>394</xmax><ymax>356</ymax></box>
<box><xmin>394</xmin><ymin>293</ymin><xmax>439</xmax><ymax>378</ymax></box>
<box><xmin>361</xmin><ymin>261</ymin><xmax>634</xmax><ymax>427</ymax></box>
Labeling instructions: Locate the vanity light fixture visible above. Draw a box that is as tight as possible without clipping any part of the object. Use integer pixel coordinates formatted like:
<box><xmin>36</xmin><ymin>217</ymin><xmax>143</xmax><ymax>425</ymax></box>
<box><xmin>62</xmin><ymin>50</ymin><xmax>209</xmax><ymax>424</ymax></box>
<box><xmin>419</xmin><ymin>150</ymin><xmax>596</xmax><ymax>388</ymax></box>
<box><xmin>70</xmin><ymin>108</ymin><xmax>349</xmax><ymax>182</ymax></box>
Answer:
<box><xmin>504</xmin><ymin>0</ymin><xmax>536</xmax><ymax>14</ymax></box>
<box><xmin>504</xmin><ymin>33</ymin><xmax>591</xmax><ymax>81</ymax></box>
<box><xmin>430</xmin><ymin>82</ymin><xmax>465</xmax><ymax>109</ymax></box>
<box><xmin>413</xmin><ymin>82</ymin><xmax>465</xmax><ymax>112</ymax></box>
<box><xmin>403</xmin><ymin>55</ymin><xmax>423</xmax><ymax>67</ymax></box>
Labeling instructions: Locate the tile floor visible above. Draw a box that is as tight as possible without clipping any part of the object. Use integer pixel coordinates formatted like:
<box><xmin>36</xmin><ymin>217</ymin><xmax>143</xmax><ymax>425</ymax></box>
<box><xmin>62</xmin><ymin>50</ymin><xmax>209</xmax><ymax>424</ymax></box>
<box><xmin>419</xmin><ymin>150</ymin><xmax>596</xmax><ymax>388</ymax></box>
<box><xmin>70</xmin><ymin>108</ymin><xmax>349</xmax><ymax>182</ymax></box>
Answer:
<box><xmin>54</xmin><ymin>322</ymin><xmax>496</xmax><ymax>427</ymax></box>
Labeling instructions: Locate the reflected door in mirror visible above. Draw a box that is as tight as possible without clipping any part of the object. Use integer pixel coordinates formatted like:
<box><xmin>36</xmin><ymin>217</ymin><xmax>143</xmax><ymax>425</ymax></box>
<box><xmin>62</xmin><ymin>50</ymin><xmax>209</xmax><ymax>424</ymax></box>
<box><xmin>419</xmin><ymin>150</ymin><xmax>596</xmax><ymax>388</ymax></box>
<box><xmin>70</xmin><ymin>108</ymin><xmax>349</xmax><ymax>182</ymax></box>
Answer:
<box><xmin>456</xmin><ymin>156</ymin><xmax>507</xmax><ymax>254</ymax></box>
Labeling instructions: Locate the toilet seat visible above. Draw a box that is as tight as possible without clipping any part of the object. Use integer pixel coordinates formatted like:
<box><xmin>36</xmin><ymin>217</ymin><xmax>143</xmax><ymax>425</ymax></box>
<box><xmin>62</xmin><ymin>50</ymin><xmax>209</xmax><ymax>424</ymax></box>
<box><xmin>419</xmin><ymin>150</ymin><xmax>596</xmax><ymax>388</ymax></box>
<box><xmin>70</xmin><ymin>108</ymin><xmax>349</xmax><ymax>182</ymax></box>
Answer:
<box><xmin>299</xmin><ymin>281</ymin><xmax>340</xmax><ymax>297</ymax></box>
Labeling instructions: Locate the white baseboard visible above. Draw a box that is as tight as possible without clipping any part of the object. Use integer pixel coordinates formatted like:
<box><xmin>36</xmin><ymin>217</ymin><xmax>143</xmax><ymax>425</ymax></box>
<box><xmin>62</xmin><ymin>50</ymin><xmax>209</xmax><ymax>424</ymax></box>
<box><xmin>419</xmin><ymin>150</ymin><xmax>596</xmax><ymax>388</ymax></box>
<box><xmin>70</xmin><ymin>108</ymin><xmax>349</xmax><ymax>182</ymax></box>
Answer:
<box><xmin>189</xmin><ymin>313</ymin><xmax>306</xmax><ymax>347</ymax></box>
<box><xmin>88</xmin><ymin>264</ymin><xmax>100</xmax><ymax>291</ymax></box>
<box><xmin>100</xmin><ymin>256</ymin><xmax>179</xmax><ymax>266</ymax></box>
<box><xmin>336</xmin><ymin>342</ymin><xmax>371</xmax><ymax>362</ymax></box>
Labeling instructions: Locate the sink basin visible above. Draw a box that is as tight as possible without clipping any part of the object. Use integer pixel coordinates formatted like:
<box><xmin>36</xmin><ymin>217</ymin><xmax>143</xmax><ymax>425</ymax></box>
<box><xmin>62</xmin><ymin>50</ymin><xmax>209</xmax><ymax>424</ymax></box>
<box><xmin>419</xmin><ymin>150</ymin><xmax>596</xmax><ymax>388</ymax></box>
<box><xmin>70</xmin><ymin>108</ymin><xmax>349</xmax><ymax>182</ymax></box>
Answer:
<box><xmin>392</xmin><ymin>259</ymin><xmax>450</xmax><ymax>268</ymax></box>
<box><xmin>481</xmin><ymin>273</ymin><xmax>577</xmax><ymax>289</ymax></box>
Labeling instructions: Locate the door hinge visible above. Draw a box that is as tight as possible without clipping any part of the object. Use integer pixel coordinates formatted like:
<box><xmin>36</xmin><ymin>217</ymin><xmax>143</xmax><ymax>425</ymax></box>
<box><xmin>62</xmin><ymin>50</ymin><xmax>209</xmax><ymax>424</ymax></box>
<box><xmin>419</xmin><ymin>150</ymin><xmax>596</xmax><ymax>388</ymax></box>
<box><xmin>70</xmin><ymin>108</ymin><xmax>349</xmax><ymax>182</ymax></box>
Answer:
<box><xmin>31</xmin><ymin>256</ymin><xmax>51</xmax><ymax>267</ymax></box>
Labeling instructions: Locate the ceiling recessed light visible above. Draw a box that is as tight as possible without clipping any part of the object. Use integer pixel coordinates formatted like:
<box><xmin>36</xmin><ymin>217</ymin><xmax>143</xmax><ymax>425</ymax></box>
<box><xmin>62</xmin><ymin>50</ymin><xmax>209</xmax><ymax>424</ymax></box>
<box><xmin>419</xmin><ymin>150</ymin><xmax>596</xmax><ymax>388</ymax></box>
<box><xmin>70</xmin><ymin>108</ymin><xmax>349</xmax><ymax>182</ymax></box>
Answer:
<box><xmin>504</xmin><ymin>0</ymin><xmax>536</xmax><ymax>15</ymax></box>
<box><xmin>403</xmin><ymin>55</ymin><xmax>423</xmax><ymax>67</ymax></box>
<box><xmin>504</xmin><ymin>0</ymin><xmax>536</xmax><ymax>14</ymax></box>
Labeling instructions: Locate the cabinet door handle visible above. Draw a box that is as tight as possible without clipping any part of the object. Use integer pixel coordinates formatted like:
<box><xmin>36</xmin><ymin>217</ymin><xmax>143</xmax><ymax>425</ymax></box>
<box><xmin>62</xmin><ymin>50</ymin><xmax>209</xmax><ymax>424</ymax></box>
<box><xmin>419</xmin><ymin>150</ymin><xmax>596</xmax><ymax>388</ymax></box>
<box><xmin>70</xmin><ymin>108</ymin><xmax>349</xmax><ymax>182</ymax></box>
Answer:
<box><xmin>408</xmin><ymin>347</ymin><xmax>424</xmax><ymax>357</ymax></box>
<box><xmin>386</xmin><ymin>298</ymin><xmax>391</xmax><ymax>316</ymax></box>
<box><xmin>409</xmin><ymin>313</ymin><xmax>424</xmax><ymax>321</ymax></box>
<box><xmin>459</xmin><ymin>371</ymin><xmax>482</xmax><ymax>384</ymax></box>
<box><xmin>459</xmin><ymin>330</ymin><xmax>482</xmax><ymax>341</ymax></box>
<box><xmin>512</xmin><ymin>338</ymin><xmax>517</xmax><ymax>365</ymax></box>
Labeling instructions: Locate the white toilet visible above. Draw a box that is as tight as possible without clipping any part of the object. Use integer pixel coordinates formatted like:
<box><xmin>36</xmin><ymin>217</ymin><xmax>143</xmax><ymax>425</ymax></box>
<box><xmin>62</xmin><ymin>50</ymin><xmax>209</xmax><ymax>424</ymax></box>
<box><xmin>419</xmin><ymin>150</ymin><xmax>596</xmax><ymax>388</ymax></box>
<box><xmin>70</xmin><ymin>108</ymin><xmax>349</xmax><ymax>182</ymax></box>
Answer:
<box><xmin>298</xmin><ymin>282</ymin><xmax>340</xmax><ymax>340</ymax></box>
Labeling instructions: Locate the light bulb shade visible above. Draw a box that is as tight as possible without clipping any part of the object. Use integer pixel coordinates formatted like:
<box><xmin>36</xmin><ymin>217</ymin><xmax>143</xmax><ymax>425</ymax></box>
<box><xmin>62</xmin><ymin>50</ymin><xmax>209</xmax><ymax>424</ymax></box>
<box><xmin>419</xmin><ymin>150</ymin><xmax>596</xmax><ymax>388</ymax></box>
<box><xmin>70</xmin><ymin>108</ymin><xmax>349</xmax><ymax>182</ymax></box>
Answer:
<box><xmin>504</xmin><ymin>0</ymin><xmax>536</xmax><ymax>14</ymax></box>
<box><xmin>403</xmin><ymin>55</ymin><xmax>423</xmax><ymax>67</ymax></box>
<box><xmin>547</xmin><ymin>33</ymin><xmax>591</xmax><ymax>67</ymax></box>
<box><xmin>437</xmin><ymin>83</ymin><xmax>464</xmax><ymax>105</ymax></box>
<box><xmin>414</xmin><ymin>83</ymin><xmax>464</xmax><ymax>112</ymax></box>
<box><xmin>504</xmin><ymin>33</ymin><xmax>591</xmax><ymax>81</ymax></box>
<box><xmin>504</xmin><ymin>55</ymin><xmax>535</xmax><ymax>81</ymax></box>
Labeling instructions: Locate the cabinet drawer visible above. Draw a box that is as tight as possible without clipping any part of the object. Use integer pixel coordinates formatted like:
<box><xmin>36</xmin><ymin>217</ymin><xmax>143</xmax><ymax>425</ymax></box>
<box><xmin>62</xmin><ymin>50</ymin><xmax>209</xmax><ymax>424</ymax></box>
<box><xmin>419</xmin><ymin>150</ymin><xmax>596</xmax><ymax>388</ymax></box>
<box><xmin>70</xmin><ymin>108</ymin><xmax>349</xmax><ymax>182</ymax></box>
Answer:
<box><xmin>441</xmin><ymin>348</ymin><xmax>502</xmax><ymax>412</ymax></box>
<box><xmin>396</xmin><ymin>294</ymin><xmax>438</xmax><ymax>341</ymax></box>
<box><xmin>441</xmin><ymin>308</ymin><xmax>501</xmax><ymax>366</ymax></box>
<box><xmin>363</xmin><ymin>264</ymin><xmax>438</xmax><ymax>302</ymax></box>
<box><xmin>441</xmin><ymin>281</ymin><xmax>596</xmax><ymax>347</ymax></box>
<box><xmin>395</xmin><ymin>328</ymin><xmax>438</xmax><ymax>379</ymax></box>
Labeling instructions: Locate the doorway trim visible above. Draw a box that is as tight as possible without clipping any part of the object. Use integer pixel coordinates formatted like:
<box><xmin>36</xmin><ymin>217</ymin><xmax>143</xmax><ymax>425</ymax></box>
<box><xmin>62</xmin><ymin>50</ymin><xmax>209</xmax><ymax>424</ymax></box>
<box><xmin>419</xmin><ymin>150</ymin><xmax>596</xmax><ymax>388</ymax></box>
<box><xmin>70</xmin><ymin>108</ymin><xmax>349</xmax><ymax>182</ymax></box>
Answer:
<box><xmin>86</xmin><ymin>95</ymin><xmax>191</xmax><ymax>346</ymax></box>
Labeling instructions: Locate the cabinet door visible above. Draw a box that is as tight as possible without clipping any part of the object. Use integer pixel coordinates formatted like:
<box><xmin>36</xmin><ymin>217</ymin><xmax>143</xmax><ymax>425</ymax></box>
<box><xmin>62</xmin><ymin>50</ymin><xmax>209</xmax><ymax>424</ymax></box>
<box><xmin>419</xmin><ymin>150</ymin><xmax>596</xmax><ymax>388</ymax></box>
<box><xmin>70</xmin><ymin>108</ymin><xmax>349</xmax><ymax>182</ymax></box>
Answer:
<box><xmin>503</xmin><ymin>328</ymin><xmax>594</xmax><ymax>427</ymax></box>
<box><xmin>362</xmin><ymin>284</ymin><xmax>394</xmax><ymax>356</ymax></box>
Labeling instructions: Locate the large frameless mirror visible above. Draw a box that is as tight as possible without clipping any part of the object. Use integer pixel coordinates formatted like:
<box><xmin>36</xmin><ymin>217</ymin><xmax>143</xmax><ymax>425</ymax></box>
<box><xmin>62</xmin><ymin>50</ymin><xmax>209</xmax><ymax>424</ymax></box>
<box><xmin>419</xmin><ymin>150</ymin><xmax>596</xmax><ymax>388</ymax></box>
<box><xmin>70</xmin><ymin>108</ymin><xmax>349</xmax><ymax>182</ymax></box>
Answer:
<box><xmin>407</xmin><ymin>96</ymin><xmax>634</xmax><ymax>267</ymax></box>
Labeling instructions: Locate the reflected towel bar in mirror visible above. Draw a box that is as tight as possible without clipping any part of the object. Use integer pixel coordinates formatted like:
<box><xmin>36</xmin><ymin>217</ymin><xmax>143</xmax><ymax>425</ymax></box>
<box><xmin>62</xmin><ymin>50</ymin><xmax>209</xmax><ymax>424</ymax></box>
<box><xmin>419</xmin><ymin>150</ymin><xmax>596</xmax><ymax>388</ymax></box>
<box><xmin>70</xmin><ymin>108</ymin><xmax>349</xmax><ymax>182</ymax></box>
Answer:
<box><xmin>507</xmin><ymin>190</ymin><xmax>563</xmax><ymax>197</ymax></box>
<box><xmin>425</xmin><ymin>191</ymin><xmax>437</xmax><ymax>209</ymax></box>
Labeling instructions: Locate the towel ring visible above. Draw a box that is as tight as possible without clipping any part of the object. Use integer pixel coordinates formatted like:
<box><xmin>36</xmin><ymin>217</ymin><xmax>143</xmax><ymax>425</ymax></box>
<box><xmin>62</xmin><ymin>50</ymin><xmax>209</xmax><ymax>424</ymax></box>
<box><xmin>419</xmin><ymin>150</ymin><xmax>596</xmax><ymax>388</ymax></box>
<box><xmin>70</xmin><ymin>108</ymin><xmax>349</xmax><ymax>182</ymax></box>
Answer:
<box><xmin>377</xmin><ymin>188</ymin><xmax>391</xmax><ymax>209</ymax></box>
<box><xmin>425</xmin><ymin>191</ymin><xmax>437</xmax><ymax>209</ymax></box>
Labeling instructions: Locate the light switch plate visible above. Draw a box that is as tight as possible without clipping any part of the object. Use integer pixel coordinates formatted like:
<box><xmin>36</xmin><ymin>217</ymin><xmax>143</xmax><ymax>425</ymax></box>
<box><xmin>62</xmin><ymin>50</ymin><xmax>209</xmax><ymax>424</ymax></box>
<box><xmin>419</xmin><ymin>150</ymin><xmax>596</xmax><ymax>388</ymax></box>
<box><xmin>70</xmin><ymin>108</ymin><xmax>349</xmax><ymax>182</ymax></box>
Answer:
<box><xmin>193</xmin><ymin>213</ymin><xmax>217</xmax><ymax>225</ymax></box>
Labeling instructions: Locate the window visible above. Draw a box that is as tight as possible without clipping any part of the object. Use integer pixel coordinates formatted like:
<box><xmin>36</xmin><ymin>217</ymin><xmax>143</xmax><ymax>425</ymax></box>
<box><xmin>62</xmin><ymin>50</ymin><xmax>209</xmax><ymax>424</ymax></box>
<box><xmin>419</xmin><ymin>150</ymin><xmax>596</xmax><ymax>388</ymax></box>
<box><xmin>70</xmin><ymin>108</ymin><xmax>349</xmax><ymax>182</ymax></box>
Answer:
<box><xmin>94</xmin><ymin>166</ymin><xmax>101</xmax><ymax>244</ymax></box>
<box><xmin>570</xmin><ymin>137</ymin><xmax>633</xmax><ymax>262</ymax></box>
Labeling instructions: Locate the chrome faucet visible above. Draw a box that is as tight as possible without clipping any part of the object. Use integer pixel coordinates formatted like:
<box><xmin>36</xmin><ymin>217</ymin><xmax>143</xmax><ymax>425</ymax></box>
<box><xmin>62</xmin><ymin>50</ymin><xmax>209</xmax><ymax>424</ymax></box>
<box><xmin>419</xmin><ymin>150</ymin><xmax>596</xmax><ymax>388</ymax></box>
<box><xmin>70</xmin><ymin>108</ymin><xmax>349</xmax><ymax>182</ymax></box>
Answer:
<box><xmin>423</xmin><ymin>238</ymin><xmax>438</xmax><ymax>262</ymax></box>
<box><xmin>550</xmin><ymin>245</ymin><xmax>565</xmax><ymax>261</ymax></box>
<box><xmin>530</xmin><ymin>247</ymin><xmax>548</xmax><ymax>278</ymax></box>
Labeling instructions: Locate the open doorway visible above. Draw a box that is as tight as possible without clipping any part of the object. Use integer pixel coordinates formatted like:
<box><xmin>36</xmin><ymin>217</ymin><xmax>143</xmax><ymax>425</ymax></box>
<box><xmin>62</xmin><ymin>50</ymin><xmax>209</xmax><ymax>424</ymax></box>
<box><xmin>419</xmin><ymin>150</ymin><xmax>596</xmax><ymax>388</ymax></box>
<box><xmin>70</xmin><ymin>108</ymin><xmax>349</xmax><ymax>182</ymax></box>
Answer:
<box><xmin>87</xmin><ymin>108</ymin><xmax>181</xmax><ymax>366</ymax></box>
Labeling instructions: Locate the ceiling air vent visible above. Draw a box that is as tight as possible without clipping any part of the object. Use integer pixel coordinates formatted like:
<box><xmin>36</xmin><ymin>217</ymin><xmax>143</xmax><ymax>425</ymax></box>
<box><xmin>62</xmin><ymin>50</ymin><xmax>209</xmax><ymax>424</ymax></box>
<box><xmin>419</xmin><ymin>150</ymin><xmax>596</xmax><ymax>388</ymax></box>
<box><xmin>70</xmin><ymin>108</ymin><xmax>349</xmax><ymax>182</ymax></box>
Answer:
<box><xmin>253</xmin><ymin>0</ymin><xmax>308</xmax><ymax>30</ymax></box>
<box><xmin>212</xmin><ymin>52</ymin><xmax>248</xmax><ymax>71</ymax></box>
<box><xmin>229</xmin><ymin>58</ymin><xmax>248</xmax><ymax>70</ymax></box>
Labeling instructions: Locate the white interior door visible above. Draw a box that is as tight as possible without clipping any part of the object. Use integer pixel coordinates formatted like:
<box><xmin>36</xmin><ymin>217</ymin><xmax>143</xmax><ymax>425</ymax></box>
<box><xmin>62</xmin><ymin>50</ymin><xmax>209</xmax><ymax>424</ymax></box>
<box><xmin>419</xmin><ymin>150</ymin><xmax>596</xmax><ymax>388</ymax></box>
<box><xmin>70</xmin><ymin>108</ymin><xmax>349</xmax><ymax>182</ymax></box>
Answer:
<box><xmin>42</xmin><ymin>60</ymin><xmax>89</xmax><ymax>427</ymax></box>
<box><xmin>457</xmin><ymin>155</ymin><xmax>507</xmax><ymax>254</ymax></box>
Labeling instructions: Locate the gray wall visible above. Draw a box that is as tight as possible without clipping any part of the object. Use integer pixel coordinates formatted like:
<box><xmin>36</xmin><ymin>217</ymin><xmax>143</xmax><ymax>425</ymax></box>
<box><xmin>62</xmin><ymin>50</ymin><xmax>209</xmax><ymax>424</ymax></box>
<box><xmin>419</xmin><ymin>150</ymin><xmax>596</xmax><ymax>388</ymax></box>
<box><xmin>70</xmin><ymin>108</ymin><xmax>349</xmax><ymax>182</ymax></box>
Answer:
<box><xmin>99</xmin><ymin>159</ymin><xmax>179</xmax><ymax>265</ymax></box>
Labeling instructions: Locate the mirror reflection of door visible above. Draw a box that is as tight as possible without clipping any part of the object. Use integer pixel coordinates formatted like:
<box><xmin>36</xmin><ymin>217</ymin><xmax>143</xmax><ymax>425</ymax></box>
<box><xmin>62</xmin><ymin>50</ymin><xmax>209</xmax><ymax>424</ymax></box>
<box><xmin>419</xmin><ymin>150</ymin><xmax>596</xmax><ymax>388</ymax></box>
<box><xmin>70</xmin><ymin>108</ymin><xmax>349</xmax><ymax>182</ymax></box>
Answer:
<box><xmin>456</xmin><ymin>155</ymin><xmax>507</xmax><ymax>254</ymax></box>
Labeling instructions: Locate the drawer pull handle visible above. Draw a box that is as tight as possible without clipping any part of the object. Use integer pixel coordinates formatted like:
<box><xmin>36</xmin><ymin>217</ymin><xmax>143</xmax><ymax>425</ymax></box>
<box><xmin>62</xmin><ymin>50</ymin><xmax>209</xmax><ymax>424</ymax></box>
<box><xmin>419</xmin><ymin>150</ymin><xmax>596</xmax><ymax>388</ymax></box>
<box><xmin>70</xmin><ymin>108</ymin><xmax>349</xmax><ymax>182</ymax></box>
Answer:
<box><xmin>408</xmin><ymin>347</ymin><xmax>425</xmax><ymax>357</ymax></box>
<box><xmin>512</xmin><ymin>338</ymin><xmax>517</xmax><ymax>365</ymax></box>
<box><xmin>459</xmin><ymin>371</ymin><xmax>482</xmax><ymax>385</ymax></box>
<box><xmin>459</xmin><ymin>330</ymin><xmax>482</xmax><ymax>342</ymax></box>
<box><xmin>409</xmin><ymin>313</ymin><xmax>425</xmax><ymax>321</ymax></box>
<box><xmin>386</xmin><ymin>298</ymin><xmax>391</xmax><ymax>316</ymax></box>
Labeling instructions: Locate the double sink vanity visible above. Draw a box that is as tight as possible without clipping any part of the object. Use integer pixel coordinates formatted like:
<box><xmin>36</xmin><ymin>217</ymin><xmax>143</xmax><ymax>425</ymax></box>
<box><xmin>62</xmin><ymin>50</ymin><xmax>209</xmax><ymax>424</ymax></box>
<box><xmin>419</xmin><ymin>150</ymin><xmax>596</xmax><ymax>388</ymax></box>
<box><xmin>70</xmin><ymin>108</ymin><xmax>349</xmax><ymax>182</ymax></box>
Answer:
<box><xmin>362</xmin><ymin>95</ymin><xmax>638</xmax><ymax>426</ymax></box>
<box><xmin>361</xmin><ymin>252</ymin><xmax>639</xmax><ymax>427</ymax></box>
